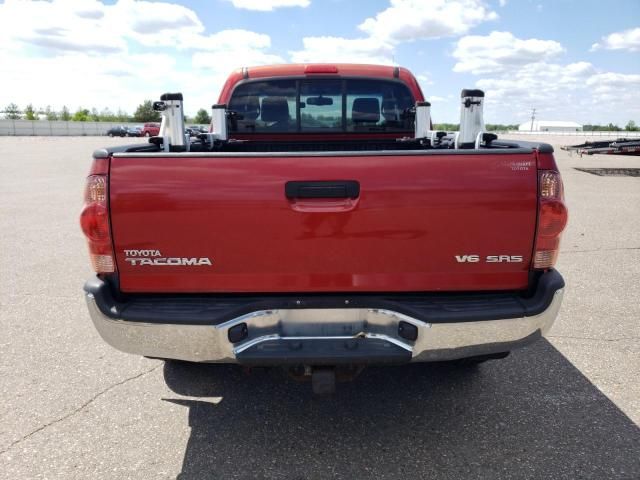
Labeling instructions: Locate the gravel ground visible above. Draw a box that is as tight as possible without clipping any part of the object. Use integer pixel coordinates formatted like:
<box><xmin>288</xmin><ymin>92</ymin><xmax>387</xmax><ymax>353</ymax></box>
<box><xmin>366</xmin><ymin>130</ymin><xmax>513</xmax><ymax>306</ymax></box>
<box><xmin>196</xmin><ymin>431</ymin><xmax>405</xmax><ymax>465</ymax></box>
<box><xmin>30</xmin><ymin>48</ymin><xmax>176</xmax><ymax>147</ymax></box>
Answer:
<box><xmin>0</xmin><ymin>135</ymin><xmax>638</xmax><ymax>479</ymax></box>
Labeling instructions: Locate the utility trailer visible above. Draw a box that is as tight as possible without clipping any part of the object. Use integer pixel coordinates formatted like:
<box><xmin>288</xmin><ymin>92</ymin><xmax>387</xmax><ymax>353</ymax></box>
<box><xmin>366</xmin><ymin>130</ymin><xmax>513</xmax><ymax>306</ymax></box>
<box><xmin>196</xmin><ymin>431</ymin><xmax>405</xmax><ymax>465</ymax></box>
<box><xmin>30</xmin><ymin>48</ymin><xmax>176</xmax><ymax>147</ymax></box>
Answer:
<box><xmin>561</xmin><ymin>138</ymin><xmax>640</xmax><ymax>156</ymax></box>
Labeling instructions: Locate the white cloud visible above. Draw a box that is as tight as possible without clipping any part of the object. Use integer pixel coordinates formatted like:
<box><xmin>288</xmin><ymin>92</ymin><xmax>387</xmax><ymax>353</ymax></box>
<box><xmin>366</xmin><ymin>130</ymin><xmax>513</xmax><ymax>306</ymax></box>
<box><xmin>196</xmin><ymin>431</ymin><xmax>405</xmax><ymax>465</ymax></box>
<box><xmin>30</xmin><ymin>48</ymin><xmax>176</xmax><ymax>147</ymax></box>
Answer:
<box><xmin>453</xmin><ymin>31</ymin><xmax>564</xmax><ymax>74</ymax></box>
<box><xmin>191</xmin><ymin>30</ymin><xmax>284</xmax><ymax>77</ymax></box>
<box><xmin>591</xmin><ymin>27</ymin><xmax>640</xmax><ymax>52</ymax></box>
<box><xmin>189</xmin><ymin>29</ymin><xmax>285</xmax><ymax>108</ymax></box>
<box><xmin>0</xmin><ymin>0</ymin><xmax>208</xmax><ymax>53</ymax></box>
<box><xmin>0</xmin><ymin>0</ymin><xmax>119</xmax><ymax>54</ymax></box>
<box><xmin>1</xmin><ymin>0</ymin><xmax>635</xmax><ymax>126</ymax></box>
<box><xmin>449</xmin><ymin>30</ymin><xmax>640</xmax><ymax>123</ymax></box>
<box><xmin>416</xmin><ymin>73</ymin><xmax>434</xmax><ymax>85</ymax></box>
<box><xmin>0</xmin><ymin>0</ymin><xmax>285</xmax><ymax>115</ymax></box>
<box><xmin>471</xmin><ymin>62</ymin><xmax>639</xmax><ymax>125</ymax></box>
<box><xmin>128</xmin><ymin>3</ymin><xmax>201</xmax><ymax>34</ymax></box>
<box><xmin>0</xmin><ymin>50</ymin><xmax>183</xmax><ymax>113</ymax></box>
<box><xmin>289</xmin><ymin>36</ymin><xmax>395</xmax><ymax>64</ymax></box>
<box><xmin>358</xmin><ymin>0</ymin><xmax>498</xmax><ymax>42</ymax></box>
<box><xmin>586</xmin><ymin>72</ymin><xmax>640</xmax><ymax>97</ymax></box>
<box><xmin>415</xmin><ymin>73</ymin><xmax>434</xmax><ymax>99</ymax></box>
<box><xmin>192</xmin><ymin>29</ymin><xmax>274</xmax><ymax>51</ymax></box>
<box><xmin>225</xmin><ymin>0</ymin><xmax>310</xmax><ymax>11</ymax></box>
<box><xmin>290</xmin><ymin>0</ymin><xmax>500</xmax><ymax>67</ymax></box>
<box><xmin>498</xmin><ymin>0</ymin><xmax>507</xmax><ymax>6</ymax></box>
<box><xmin>476</xmin><ymin>62</ymin><xmax>595</xmax><ymax>99</ymax></box>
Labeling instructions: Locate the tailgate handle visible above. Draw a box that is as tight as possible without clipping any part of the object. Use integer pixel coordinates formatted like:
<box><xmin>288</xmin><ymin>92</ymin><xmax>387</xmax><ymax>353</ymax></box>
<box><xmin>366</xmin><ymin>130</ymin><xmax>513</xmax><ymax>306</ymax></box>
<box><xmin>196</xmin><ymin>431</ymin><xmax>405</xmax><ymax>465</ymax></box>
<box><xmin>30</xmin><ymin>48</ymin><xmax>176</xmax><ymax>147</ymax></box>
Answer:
<box><xmin>285</xmin><ymin>181</ymin><xmax>360</xmax><ymax>199</ymax></box>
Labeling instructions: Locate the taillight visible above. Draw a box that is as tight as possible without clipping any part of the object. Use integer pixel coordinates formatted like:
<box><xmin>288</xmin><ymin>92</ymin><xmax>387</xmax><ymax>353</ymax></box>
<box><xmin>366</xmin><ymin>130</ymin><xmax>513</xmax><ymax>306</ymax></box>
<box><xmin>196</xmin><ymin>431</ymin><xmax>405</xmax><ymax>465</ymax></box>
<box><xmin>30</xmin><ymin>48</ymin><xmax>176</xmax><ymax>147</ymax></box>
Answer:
<box><xmin>80</xmin><ymin>175</ymin><xmax>115</xmax><ymax>273</ymax></box>
<box><xmin>533</xmin><ymin>171</ymin><xmax>568</xmax><ymax>269</ymax></box>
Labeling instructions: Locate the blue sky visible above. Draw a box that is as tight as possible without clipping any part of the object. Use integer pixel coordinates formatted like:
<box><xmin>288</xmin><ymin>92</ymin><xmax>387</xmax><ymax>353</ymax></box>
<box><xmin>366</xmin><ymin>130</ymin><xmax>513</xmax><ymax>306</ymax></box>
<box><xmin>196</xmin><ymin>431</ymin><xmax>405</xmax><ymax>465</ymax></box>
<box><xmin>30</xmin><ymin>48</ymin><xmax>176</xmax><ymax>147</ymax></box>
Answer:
<box><xmin>0</xmin><ymin>0</ymin><xmax>638</xmax><ymax>124</ymax></box>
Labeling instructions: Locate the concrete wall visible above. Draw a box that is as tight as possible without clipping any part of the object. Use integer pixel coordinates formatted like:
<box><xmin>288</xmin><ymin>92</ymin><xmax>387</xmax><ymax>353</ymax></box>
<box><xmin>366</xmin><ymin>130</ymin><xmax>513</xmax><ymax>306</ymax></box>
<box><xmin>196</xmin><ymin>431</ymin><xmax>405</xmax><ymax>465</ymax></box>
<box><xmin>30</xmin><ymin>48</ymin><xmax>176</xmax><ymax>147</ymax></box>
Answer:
<box><xmin>0</xmin><ymin>119</ymin><xmax>144</xmax><ymax>136</ymax></box>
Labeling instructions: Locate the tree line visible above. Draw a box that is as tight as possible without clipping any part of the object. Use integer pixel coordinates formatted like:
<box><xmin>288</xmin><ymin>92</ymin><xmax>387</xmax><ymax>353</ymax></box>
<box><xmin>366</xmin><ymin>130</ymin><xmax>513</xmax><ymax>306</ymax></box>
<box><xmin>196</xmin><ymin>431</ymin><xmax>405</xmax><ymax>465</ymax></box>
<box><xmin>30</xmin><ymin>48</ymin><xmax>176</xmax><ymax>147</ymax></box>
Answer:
<box><xmin>2</xmin><ymin>101</ymin><xmax>212</xmax><ymax>124</ymax></box>
<box><xmin>3</xmin><ymin>102</ymin><xmax>638</xmax><ymax>131</ymax></box>
<box><xmin>582</xmin><ymin>122</ymin><xmax>638</xmax><ymax>132</ymax></box>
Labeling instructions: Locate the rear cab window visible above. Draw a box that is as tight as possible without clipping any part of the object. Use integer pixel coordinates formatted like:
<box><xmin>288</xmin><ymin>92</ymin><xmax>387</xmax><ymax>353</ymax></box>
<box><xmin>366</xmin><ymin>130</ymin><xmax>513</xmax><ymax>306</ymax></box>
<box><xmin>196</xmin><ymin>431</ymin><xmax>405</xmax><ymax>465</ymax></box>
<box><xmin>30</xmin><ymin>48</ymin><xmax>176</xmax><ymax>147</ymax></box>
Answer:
<box><xmin>228</xmin><ymin>78</ymin><xmax>415</xmax><ymax>134</ymax></box>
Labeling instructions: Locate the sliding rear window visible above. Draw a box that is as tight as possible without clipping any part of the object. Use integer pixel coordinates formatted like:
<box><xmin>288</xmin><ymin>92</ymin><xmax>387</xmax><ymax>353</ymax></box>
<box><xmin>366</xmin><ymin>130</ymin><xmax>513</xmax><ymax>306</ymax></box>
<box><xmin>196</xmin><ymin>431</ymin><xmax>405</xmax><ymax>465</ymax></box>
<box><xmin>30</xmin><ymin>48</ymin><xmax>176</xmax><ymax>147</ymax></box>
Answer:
<box><xmin>228</xmin><ymin>78</ymin><xmax>415</xmax><ymax>134</ymax></box>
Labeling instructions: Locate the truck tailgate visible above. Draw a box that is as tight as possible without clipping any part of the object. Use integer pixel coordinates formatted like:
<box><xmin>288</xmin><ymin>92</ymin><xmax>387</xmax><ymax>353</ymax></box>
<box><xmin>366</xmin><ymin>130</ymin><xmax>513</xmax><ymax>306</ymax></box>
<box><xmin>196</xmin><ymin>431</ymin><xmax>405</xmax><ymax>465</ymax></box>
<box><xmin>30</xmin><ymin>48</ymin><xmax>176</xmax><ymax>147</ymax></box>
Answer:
<box><xmin>109</xmin><ymin>152</ymin><xmax>538</xmax><ymax>293</ymax></box>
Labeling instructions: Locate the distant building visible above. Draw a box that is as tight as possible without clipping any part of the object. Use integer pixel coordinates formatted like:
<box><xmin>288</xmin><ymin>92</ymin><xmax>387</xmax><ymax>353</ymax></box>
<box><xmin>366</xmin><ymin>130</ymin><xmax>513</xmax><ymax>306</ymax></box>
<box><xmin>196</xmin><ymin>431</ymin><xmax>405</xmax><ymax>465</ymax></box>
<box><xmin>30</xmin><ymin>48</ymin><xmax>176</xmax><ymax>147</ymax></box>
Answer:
<box><xmin>518</xmin><ymin>120</ymin><xmax>583</xmax><ymax>132</ymax></box>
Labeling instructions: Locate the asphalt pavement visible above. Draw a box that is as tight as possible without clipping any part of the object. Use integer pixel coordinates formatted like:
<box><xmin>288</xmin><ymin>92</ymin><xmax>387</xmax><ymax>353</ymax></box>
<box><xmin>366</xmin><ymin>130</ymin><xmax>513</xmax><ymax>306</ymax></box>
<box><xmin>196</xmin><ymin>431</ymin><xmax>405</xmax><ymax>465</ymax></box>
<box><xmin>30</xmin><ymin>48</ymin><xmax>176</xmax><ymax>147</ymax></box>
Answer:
<box><xmin>0</xmin><ymin>135</ymin><xmax>638</xmax><ymax>479</ymax></box>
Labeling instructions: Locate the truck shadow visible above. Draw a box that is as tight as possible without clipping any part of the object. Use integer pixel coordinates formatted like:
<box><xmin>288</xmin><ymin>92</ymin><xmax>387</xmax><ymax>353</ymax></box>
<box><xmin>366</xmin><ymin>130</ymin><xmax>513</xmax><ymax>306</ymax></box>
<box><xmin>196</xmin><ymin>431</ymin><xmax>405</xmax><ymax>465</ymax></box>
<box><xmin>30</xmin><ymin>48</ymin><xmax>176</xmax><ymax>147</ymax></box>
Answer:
<box><xmin>163</xmin><ymin>340</ymin><xmax>639</xmax><ymax>480</ymax></box>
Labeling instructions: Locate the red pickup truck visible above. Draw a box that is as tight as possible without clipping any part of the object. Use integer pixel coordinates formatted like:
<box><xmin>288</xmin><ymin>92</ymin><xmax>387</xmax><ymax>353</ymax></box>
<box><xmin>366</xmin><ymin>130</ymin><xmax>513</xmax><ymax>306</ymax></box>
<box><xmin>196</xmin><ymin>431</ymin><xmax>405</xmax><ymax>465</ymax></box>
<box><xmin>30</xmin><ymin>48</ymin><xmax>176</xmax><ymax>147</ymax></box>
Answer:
<box><xmin>81</xmin><ymin>64</ymin><xmax>567</xmax><ymax>393</ymax></box>
<box><xmin>140</xmin><ymin>122</ymin><xmax>160</xmax><ymax>137</ymax></box>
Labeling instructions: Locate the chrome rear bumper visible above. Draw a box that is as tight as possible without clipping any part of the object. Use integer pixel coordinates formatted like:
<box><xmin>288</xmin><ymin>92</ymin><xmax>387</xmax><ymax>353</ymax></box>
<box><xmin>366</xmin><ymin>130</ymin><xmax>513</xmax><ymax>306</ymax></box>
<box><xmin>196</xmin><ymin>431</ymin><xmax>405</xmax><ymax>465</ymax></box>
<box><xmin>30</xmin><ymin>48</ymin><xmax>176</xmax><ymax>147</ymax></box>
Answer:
<box><xmin>85</xmin><ymin>282</ymin><xmax>563</xmax><ymax>364</ymax></box>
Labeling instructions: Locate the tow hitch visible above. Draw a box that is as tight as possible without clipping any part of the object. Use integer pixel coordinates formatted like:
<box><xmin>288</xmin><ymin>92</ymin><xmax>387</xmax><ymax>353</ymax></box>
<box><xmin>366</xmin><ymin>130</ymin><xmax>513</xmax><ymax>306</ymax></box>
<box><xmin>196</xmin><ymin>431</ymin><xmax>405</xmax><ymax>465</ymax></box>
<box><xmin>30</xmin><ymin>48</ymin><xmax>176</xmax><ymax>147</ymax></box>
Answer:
<box><xmin>287</xmin><ymin>365</ymin><xmax>365</xmax><ymax>394</ymax></box>
<box><xmin>311</xmin><ymin>368</ymin><xmax>336</xmax><ymax>395</ymax></box>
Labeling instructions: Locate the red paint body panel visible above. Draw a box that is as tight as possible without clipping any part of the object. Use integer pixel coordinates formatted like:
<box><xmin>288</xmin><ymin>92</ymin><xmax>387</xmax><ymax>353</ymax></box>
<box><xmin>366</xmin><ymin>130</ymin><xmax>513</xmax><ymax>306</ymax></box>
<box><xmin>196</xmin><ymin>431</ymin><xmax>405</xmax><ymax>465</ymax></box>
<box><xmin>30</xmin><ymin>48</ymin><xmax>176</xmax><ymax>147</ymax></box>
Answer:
<box><xmin>537</xmin><ymin>152</ymin><xmax>559</xmax><ymax>170</ymax></box>
<box><xmin>89</xmin><ymin>157</ymin><xmax>109</xmax><ymax>175</ymax></box>
<box><xmin>109</xmin><ymin>152</ymin><xmax>538</xmax><ymax>293</ymax></box>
